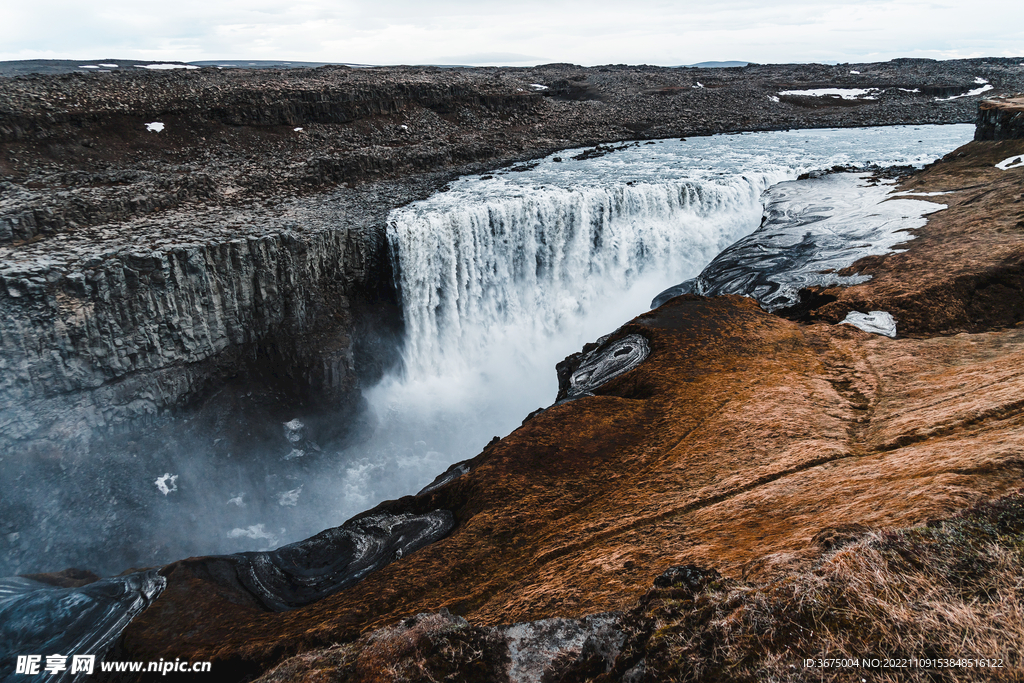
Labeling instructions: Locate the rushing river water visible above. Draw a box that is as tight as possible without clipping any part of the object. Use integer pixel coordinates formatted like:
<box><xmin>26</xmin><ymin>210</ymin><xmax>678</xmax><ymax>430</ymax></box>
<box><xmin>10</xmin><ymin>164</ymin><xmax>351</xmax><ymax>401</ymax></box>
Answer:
<box><xmin>3</xmin><ymin>124</ymin><xmax>973</xmax><ymax>581</ymax></box>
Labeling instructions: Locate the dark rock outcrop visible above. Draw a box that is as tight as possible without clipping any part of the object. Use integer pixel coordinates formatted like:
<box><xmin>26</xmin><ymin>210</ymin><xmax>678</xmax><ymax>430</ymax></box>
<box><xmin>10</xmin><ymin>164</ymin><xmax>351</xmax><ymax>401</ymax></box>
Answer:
<box><xmin>0</xmin><ymin>570</ymin><xmax>164</xmax><ymax>681</ymax></box>
<box><xmin>975</xmin><ymin>94</ymin><xmax>1024</xmax><ymax>140</ymax></box>
<box><xmin>193</xmin><ymin>510</ymin><xmax>454</xmax><ymax>612</ymax></box>
<box><xmin>0</xmin><ymin>218</ymin><xmax>381</xmax><ymax>456</ymax></box>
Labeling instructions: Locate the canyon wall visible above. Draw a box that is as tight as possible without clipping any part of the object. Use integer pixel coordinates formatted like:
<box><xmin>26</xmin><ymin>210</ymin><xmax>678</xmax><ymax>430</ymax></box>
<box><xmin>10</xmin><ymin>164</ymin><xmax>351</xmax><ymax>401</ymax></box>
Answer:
<box><xmin>0</xmin><ymin>213</ymin><xmax>390</xmax><ymax>456</ymax></box>
<box><xmin>975</xmin><ymin>95</ymin><xmax>1024</xmax><ymax>140</ymax></box>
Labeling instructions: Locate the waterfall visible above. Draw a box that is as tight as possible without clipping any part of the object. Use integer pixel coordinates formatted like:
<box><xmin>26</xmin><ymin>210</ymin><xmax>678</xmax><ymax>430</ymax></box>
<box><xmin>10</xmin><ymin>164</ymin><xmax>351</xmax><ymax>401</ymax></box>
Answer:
<box><xmin>388</xmin><ymin>172</ymin><xmax>787</xmax><ymax>382</ymax></box>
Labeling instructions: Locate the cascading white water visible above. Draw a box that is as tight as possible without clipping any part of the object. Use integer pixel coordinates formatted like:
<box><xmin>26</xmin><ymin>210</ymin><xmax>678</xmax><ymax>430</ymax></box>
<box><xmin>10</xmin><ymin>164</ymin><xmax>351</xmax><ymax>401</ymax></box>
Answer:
<box><xmin>390</xmin><ymin>175</ymin><xmax>782</xmax><ymax>381</ymax></box>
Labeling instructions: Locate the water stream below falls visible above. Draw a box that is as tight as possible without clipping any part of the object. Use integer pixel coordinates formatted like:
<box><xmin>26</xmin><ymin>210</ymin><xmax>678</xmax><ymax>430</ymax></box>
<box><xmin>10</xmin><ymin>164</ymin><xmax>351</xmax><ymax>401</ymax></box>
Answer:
<box><xmin>4</xmin><ymin>124</ymin><xmax>973</xmax><ymax>580</ymax></box>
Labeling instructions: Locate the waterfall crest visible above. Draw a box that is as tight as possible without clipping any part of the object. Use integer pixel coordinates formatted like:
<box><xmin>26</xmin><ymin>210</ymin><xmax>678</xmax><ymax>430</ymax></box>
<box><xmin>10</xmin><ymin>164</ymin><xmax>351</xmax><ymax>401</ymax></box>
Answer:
<box><xmin>389</xmin><ymin>173</ymin><xmax>784</xmax><ymax>381</ymax></box>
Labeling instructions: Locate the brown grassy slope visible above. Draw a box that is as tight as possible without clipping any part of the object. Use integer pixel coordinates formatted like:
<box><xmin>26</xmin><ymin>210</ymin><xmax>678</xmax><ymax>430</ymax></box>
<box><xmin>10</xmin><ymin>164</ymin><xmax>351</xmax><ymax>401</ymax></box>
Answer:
<box><xmin>121</xmin><ymin>292</ymin><xmax>1024</xmax><ymax>675</ymax></box>
<box><xmin>803</xmin><ymin>138</ymin><xmax>1024</xmax><ymax>335</ymax></box>
<box><xmin>253</xmin><ymin>491</ymin><xmax>1024</xmax><ymax>683</ymax></box>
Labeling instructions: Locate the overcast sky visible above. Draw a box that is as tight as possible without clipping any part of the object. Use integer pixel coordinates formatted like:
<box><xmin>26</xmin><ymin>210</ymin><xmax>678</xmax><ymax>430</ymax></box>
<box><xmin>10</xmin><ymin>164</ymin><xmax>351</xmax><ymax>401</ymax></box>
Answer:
<box><xmin>2</xmin><ymin>0</ymin><xmax>1021</xmax><ymax>66</ymax></box>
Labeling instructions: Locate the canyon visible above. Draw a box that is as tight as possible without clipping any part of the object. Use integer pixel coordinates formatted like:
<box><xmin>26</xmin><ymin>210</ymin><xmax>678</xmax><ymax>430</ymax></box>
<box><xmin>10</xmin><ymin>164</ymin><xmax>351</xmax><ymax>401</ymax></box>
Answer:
<box><xmin>2</xmin><ymin>58</ymin><xmax>1024</xmax><ymax>681</ymax></box>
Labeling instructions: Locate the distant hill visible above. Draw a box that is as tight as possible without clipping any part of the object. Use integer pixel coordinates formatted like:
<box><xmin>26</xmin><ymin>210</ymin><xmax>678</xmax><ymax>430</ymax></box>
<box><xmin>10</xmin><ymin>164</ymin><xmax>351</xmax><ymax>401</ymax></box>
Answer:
<box><xmin>189</xmin><ymin>60</ymin><xmax>373</xmax><ymax>69</ymax></box>
<box><xmin>685</xmin><ymin>60</ymin><xmax>750</xmax><ymax>68</ymax></box>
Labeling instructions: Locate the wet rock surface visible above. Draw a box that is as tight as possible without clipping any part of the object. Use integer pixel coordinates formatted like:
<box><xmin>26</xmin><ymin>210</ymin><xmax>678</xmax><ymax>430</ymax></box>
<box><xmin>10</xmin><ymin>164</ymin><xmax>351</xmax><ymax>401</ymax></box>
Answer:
<box><xmin>774</xmin><ymin>137</ymin><xmax>1024</xmax><ymax>335</ymax></box>
<box><xmin>652</xmin><ymin>172</ymin><xmax>947</xmax><ymax>312</ymax></box>
<box><xmin>198</xmin><ymin>510</ymin><xmax>454</xmax><ymax>612</ymax></box>
<box><xmin>0</xmin><ymin>570</ymin><xmax>164</xmax><ymax>681</ymax></box>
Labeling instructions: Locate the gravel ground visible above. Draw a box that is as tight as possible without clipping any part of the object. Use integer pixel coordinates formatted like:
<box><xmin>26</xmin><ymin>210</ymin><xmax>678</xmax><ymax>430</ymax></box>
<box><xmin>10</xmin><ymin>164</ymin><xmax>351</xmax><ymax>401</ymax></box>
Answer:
<box><xmin>2</xmin><ymin>57</ymin><xmax>1023</xmax><ymax>260</ymax></box>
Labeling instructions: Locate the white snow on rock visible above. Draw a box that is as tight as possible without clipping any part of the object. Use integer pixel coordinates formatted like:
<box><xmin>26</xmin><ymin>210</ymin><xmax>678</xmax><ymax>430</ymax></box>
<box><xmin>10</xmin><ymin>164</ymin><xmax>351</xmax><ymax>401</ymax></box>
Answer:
<box><xmin>293</xmin><ymin>126</ymin><xmax>303</xmax><ymax>132</ymax></box>
<box><xmin>529</xmin><ymin>83</ymin><xmax>548</xmax><ymax>90</ymax></box>
<box><xmin>144</xmin><ymin>122</ymin><xmax>164</xmax><ymax>133</ymax></box>
<box><xmin>778</xmin><ymin>88</ymin><xmax>879</xmax><ymax>100</ymax></box>
<box><xmin>78</xmin><ymin>65</ymin><xmax>99</xmax><ymax>69</ymax></box>
<box><xmin>996</xmin><ymin>155</ymin><xmax>1024</xmax><ymax>171</ymax></box>
<box><xmin>842</xmin><ymin>310</ymin><xmax>897</xmax><ymax>337</ymax></box>
<box><xmin>98</xmin><ymin>63</ymin><xmax>118</xmax><ymax>68</ymax></box>
<box><xmin>935</xmin><ymin>84</ymin><xmax>993</xmax><ymax>101</ymax></box>
<box><xmin>849</xmin><ymin>70</ymin><xmax>861</xmax><ymax>74</ymax></box>
<box><xmin>693</xmin><ymin>82</ymin><xmax>705</xmax><ymax>88</ymax></box>
<box><xmin>767</xmin><ymin>95</ymin><xmax>780</xmax><ymax>102</ymax></box>
<box><xmin>890</xmin><ymin>189</ymin><xmax>953</xmax><ymax>197</ymax></box>
<box><xmin>974</xmin><ymin>77</ymin><xmax>989</xmax><ymax>84</ymax></box>
<box><xmin>155</xmin><ymin>473</ymin><xmax>178</xmax><ymax>495</ymax></box>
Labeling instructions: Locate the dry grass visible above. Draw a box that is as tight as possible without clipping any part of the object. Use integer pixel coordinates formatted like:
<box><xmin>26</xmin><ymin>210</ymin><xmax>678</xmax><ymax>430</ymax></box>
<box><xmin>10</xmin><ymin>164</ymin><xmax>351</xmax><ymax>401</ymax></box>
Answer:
<box><xmin>255</xmin><ymin>493</ymin><xmax>1024</xmax><ymax>682</ymax></box>
<box><xmin>635</xmin><ymin>492</ymin><xmax>1024</xmax><ymax>682</ymax></box>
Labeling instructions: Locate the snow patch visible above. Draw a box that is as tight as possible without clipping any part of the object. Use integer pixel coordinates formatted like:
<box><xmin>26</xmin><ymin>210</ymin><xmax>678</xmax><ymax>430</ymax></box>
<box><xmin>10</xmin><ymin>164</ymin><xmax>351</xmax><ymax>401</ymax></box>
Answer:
<box><xmin>842</xmin><ymin>311</ymin><xmax>897</xmax><ymax>337</ymax></box>
<box><xmin>767</xmin><ymin>95</ymin><xmax>780</xmax><ymax>103</ymax></box>
<box><xmin>890</xmin><ymin>189</ymin><xmax>953</xmax><ymax>197</ymax></box>
<box><xmin>693</xmin><ymin>82</ymin><xmax>704</xmax><ymax>88</ymax></box>
<box><xmin>78</xmin><ymin>65</ymin><xmax>99</xmax><ymax>69</ymax></box>
<box><xmin>974</xmin><ymin>77</ymin><xmax>989</xmax><ymax>84</ymax></box>
<box><xmin>98</xmin><ymin>63</ymin><xmax>118</xmax><ymax>68</ymax></box>
<box><xmin>529</xmin><ymin>83</ymin><xmax>548</xmax><ymax>91</ymax></box>
<box><xmin>293</xmin><ymin>126</ymin><xmax>303</xmax><ymax>132</ymax></box>
<box><xmin>144</xmin><ymin>122</ymin><xmax>164</xmax><ymax>133</ymax></box>
<box><xmin>996</xmin><ymin>155</ymin><xmax>1024</xmax><ymax>170</ymax></box>
<box><xmin>849</xmin><ymin>70</ymin><xmax>861</xmax><ymax>74</ymax></box>
<box><xmin>155</xmin><ymin>473</ymin><xmax>178</xmax><ymax>495</ymax></box>
<box><xmin>935</xmin><ymin>84</ymin><xmax>993</xmax><ymax>101</ymax></box>
<box><xmin>778</xmin><ymin>88</ymin><xmax>879</xmax><ymax>100</ymax></box>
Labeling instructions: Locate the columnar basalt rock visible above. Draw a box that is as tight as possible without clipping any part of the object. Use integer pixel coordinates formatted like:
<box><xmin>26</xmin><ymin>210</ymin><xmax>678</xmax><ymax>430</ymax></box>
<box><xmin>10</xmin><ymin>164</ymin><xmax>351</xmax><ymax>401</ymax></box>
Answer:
<box><xmin>0</xmin><ymin>206</ymin><xmax>389</xmax><ymax>455</ymax></box>
<box><xmin>975</xmin><ymin>95</ymin><xmax>1024</xmax><ymax>140</ymax></box>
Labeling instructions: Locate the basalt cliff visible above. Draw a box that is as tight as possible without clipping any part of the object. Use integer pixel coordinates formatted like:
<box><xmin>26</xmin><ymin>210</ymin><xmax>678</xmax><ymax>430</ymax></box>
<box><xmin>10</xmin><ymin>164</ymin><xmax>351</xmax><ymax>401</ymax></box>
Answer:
<box><xmin>2</xmin><ymin>60</ymin><xmax>1024</xmax><ymax>682</ymax></box>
